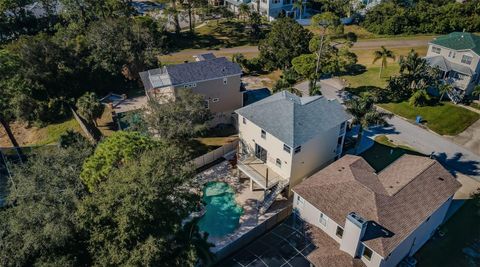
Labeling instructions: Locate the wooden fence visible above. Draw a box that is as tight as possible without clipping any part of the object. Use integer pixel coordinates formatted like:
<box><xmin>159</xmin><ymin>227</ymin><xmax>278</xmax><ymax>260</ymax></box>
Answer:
<box><xmin>192</xmin><ymin>139</ymin><xmax>239</xmax><ymax>169</ymax></box>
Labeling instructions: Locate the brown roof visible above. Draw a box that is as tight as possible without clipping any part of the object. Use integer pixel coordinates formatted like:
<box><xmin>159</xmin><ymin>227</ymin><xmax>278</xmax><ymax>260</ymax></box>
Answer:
<box><xmin>293</xmin><ymin>155</ymin><xmax>461</xmax><ymax>258</ymax></box>
<box><xmin>306</xmin><ymin>224</ymin><xmax>366</xmax><ymax>267</ymax></box>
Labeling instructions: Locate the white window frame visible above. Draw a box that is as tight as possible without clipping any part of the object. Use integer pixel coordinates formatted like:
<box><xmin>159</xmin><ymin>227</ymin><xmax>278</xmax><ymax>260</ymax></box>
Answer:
<box><xmin>461</xmin><ymin>55</ymin><xmax>473</xmax><ymax>65</ymax></box>
<box><xmin>261</xmin><ymin>129</ymin><xmax>266</xmax><ymax>139</ymax></box>
<box><xmin>242</xmin><ymin>117</ymin><xmax>246</xmax><ymax>124</ymax></box>
<box><xmin>362</xmin><ymin>245</ymin><xmax>373</xmax><ymax>261</ymax></box>
<box><xmin>223</xmin><ymin>77</ymin><xmax>228</xmax><ymax>85</ymax></box>
<box><xmin>204</xmin><ymin>100</ymin><xmax>209</xmax><ymax>109</ymax></box>
<box><xmin>432</xmin><ymin>46</ymin><xmax>441</xmax><ymax>54</ymax></box>
<box><xmin>276</xmin><ymin>158</ymin><xmax>281</xmax><ymax>168</ymax></box>
<box><xmin>283</xmin><ymin>144</ymin><xmax>291</xmax><ymax>154</ymax></box>
<box><xmin>319</xmin><ymin>212</ymin><xmax>327</xmax><ymax>227</ymax></box>
<box><xmin>294</xmin><ymin>146</ymin><xmax>301</xmax><ymax>154</ymax></box>
<box><xmin>296</xmin><ymin>195</ymin><xmax>305</xmax><ymax>207</ymax></box>
<box><xmin>212</xmin><ymin>98</ymin><xmax>219</xmax><ymax>103</ymax></box>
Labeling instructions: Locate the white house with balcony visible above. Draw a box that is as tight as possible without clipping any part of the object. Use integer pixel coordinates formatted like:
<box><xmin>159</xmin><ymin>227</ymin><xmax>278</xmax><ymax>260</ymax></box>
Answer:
<box><xmin>224</xmin><ymin>0</ymin><xmax>306</xmax><ymax>21</ymax></box>
<box><xmin>426</xmin><ymin>32</ymin><xmax>480</xmax><ymax>98</ymax></box>
<box><xmin>235</xmin><ymin>91</ymin><xmax>350</xmax><ymax>214</ymax></box>
<box><xmin>292</xmin><ymin>155</ymin><xmax>461</xmax><ymax>267</ymax></box>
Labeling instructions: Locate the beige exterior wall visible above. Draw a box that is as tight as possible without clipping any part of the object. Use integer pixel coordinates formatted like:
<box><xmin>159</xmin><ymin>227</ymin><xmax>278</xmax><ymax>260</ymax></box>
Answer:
<box><xmin>290</xmin><ymin>123</ymin><xmax>346</xmax><ymax>189</ymax></box>
<box><xmin>238</xmin><ymin>115</ymin><xmax>347</xmax><ymax>188</ymax></box>
<box><xmin>293</xmin><ymin>191</ymin><xmax>455</xmax><ymax>267</ymax></box>
<box><xmin>148</xmin><ymin>74</ymin><xmax>242</xmax><ymax>125</ymax></box>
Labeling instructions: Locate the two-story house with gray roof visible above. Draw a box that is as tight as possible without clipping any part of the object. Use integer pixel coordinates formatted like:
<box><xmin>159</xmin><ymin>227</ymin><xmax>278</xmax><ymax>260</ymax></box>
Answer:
<box><xmin>139</xmin><ymin>55</ymin><xmax>243</xmax><ymax>125</ymax></box>
<box><xmin>292</xmin><ymin>154</ymin><xmax>461</xmax><ymax>267</ymax></box>
<box><xmin>426</xmin><ymin>32</ymin><xmax>480</xmax><ymax>97</ymax></box>
<box><xmin>235</xmin><ymin>91</ymin><xmax>350</xmax><ymax>213</ymax></box>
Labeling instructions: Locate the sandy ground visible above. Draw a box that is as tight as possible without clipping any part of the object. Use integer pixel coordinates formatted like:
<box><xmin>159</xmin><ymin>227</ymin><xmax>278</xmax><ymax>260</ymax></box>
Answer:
<box><xmin>0</xmin><ymin>122</ymin><xmax>47</xmax><ymax>147</ymax></box>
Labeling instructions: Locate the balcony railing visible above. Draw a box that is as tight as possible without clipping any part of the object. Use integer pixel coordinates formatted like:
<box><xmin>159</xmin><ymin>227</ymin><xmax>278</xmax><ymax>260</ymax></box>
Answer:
<box><xmin>237</xmin><ymin>156</ymin><xmax>288</xmax><ymax>190</ymax></box>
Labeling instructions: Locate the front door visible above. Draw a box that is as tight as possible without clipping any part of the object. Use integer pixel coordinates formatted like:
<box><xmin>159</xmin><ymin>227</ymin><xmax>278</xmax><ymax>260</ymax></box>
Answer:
<box><xmin>255</xmin><ymin>144</ymin><xmax>267</xmax><ymax>163</ymax></box>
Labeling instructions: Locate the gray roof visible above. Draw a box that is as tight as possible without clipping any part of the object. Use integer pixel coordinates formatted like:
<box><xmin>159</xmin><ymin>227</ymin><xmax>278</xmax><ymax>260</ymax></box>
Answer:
<box><xmin>236</xmin><ymin>91</ymin><xmax>350</xmax><ymax>147</ymax></box>
<box><xmin>139</xmin><ymin>57</ymin><xmax>242</xmax><ymax>90</ymax></box>
<box><xmin>426</xmin><ymin>55</ymin><xmax>474</xmax><ymax>75</ymax></box>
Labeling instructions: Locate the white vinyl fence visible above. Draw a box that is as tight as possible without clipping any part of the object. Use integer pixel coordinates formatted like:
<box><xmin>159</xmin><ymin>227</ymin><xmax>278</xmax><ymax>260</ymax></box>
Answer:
<box><xmin>192</xmin><ymin>139</ymin><xmax>239</xmax><ymax>169</ymax></box>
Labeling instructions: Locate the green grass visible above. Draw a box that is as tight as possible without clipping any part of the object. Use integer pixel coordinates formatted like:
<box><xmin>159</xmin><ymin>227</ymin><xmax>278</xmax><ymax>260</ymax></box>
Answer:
<box><xmin>35</xmin><ymin>119</ymin><xmax>82</xmax><ymax>145</ymax></box>
<box><xmin>170</xmin><ymin>19</ymin><xmax>267</xmax><ymax>51</ymax></box>
<box><xmin>360</xmin><ymin>135</ymin><xmax>422</xmax><ymax>172</ymax></box>
<box><xmin>341</xmin><ymin>64</ymin><xmax>400</xmax><ymax>89</ymax></box>
<box><xmin>415</xmin><ymin>199</ymin><xmax>480</xmax><ymax>267</ymax></box>
<box><xmin>379</xmin><ymin>101</ymin><xmax>480</xmax><ymax>136</ymax></box>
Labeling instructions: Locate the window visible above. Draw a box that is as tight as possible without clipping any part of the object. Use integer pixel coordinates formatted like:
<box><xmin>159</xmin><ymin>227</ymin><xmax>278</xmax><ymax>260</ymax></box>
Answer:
<box><xmin>261</xmin><ymin>129</ymin><xmax>266</xmax><ymax>139</ymax></box>
<box><xmin>296</xmin><ymin>195</ymin><xmax>304</xmax><ymax>206</ymax></box>
<box><xmin>461</xmin><ymin>55</ymin><xmax>473</xmax><ymax>65</ymax></box>
<box><xmin>336</xmin><ymin>226</ymin><xmax>344</xmax><ymax>238</ymax></box>
<box><xmin>319</xmin><ymin>213</ymin><xmax>327</xmax><ymax>227</ymax></box>
<box><xmin>337</xmin><ymin>136</ymin><xmax>343</xmax><ymax>145</ymax></box>
<box><xmin>242</xmin><ymin>117</ymin><xmax>246</xmax><ymax>124</ymax></box>
<box><xmin>276</xmin><ymin>158</ymin><xmax>282</xmax><ymax>167</ymax></box>
<box><xmin>223</xmin><ymin>78</ymin><xmax>228</xmax><ymax>85</ymax></box>
<box><xmin>448</xmin><ymin>51</ymin><xmax>456</xmax><ymax>58</ymax></box>
<box><xmin>204</xmin><ymin>100</ymin><xmax>209</xmax><ymax>109</ymax></box>
<box><xmin>212</xmin><ymin>98</ymin><xmax>219</xmax><ymax>103</ymax></box>
<box><xmin>432</xmin><ymin>46</ymin><xmax>441</xmax><ymax>54</ymax></box>
<box><xmin>272</xmin><ymin>0</ymin><xmax>280</xmax><ymax>3</ymax></box>
<box><xmin>294</xmin><ymin>146</ymin><xmax>301</xmax><ymax>154</ymax></box>
<box><xmin>362</xmin><ymin>246</ymin><xmax>373</xmax><ymax>261</ymax></box>
<box><xmin>283</xmin><ymin>144</ymin><xmax>291</xmax><ymax>154</ymax></box>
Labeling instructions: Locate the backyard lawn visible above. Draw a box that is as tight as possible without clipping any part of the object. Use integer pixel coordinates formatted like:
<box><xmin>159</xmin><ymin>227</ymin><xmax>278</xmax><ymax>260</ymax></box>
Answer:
<box><xmin>360</xmin><ymin>135</ymin><xmax>422</xmax><ymax>172</ymax></box>
<box><xmin>379</xmin><ymin>102</ymin><xmax>480</xmax><ymax>136</ymax></box>
<box><xmin>415</xmin><ymin>199</ymin><xmax>480</xmax><ymax>267</ymax></box>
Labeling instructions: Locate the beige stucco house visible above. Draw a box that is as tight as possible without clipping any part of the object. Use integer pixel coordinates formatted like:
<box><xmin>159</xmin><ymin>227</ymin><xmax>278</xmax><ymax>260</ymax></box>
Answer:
<box><xmin>292</xmin><ymin>155</ymin><xmax>461</xmax><ymax>267</ymax></box>
<box><xmin>235</xmin><ymin>91</ymin><xmax>350</xmax><ymax>213</ymax></box>
<box><xmin>426</xmin><ymin>32</ymin><xmax>480</xmax><ymax>97</ymax></box>
<box><xmin>139</xmin><ymin>54</ymin><xmax>243</xmax><ymax>125</ymax></box>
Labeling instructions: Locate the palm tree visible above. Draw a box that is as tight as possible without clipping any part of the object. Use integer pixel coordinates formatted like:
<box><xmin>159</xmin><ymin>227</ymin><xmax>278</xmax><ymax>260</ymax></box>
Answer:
<box><xmin>372</xmin><ymin>46</ymin><xmax>396</xmax><ymax>78</ymax></box>
<box><xmin>473</xmin><ymin>85</ymin><xmax>480</xmax><ymax>101</ymax></box>
<box><xmin>438</xmin><ymin>83</ymin><xmax>452</xmax><ymax>103</ymax></box>
<box><xmin>293</xmin><ymin>0</ymin><xmax>303</xmax><ymax>19</ymax></box>
<box><xmin>76</xmin><ymin>92</ymin><xmax>104</xmax><ymax>127</ymax></box>
<box><xmin>345</xmin><ymin>96</ymin><xmax>393</xmax><ymax>154</ymax></box>
<box><xmin>238</xmin><ymin>3</ymin><xmax>250</xmax><ymax>22</ymax></box>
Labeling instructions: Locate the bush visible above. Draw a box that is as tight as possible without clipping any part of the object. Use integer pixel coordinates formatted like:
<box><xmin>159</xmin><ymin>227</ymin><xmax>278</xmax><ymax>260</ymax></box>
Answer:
<box><xmin>409</xmin><ymin>90</ymin><xmax>431</xmax><ymax>107</ymax></box>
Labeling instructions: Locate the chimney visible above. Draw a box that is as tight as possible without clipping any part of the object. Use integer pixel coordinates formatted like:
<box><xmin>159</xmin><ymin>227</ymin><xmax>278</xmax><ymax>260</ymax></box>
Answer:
<box><xmin>339</xmin><ymin>212</ymin><xmax>368</xmax><ymax>258</ymax></box>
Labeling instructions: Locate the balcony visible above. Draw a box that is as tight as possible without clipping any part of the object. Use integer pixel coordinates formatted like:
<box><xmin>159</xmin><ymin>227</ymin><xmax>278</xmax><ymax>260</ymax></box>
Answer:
<box><xmin>237</xmin><ymin>156</ymin><xmax>287</xmax><ymax>190</ymax></box>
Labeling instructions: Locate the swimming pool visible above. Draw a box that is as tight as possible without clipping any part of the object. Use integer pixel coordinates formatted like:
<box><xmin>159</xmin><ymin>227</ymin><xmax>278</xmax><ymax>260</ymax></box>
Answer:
<box><xmin>198</xmin><ymin>182</ymin><xmax>243</xmax><ymax>237</ymax></box>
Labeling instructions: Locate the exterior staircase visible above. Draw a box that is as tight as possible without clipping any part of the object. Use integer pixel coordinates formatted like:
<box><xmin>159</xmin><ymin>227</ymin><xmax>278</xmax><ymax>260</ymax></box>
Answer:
<box><xmin>259</xmin><ymin>180</ymin><xmax>288</xmax><ymax>214</ymax></box>
<box><xmin>446</xmin><ymin>88</ymin><xmax>463</xmax><ymax>104</ymax></box>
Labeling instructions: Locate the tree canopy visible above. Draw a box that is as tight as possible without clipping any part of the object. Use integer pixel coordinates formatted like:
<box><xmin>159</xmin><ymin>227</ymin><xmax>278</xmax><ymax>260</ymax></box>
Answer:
<box><xmin>259</xmin><ymin>17</ymin><xmax>312</xmax><ymax>70</ymax></box>
<box><xmin>80</xmin><ymin>131</ymin><xmax>159</xmax><ymax>191</ymax></box>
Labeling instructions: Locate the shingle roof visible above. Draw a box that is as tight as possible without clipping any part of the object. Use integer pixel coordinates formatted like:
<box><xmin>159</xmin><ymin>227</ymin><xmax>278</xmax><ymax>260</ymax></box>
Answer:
<box><xmin>235</xmin><ymin>91</ymin><xmax>350</xmax><ymax>148</ymax></box>
<box><xmin>306</xmin><ymin>224</ymin><xmax>366</xmax><ymax>267</ymax></box>
<box><xmin>194</xmin><ymin>52</ymin><xmax>216</xmax><ymax>61</ymax></box>
<box><xmin>430</xmin><ymin>32</ymin><xmax>480</xmax><ymax>55</ymax></box>
<box><xmin>292</xmin><ymin>155</ymin><xmax>461</xmax><ymax>257</ymax></box>
<box><xmin>139</xmin><ymin>57</ymin><xmax>242</xmax><ymax>90</ymax></box>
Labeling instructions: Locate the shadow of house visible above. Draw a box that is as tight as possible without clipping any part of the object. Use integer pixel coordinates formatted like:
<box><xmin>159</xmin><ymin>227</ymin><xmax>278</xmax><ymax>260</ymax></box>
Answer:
<box><xmin>434</xmin><ymin>152</ymin><xmax>480</xmax><ymax>178</ymax></box>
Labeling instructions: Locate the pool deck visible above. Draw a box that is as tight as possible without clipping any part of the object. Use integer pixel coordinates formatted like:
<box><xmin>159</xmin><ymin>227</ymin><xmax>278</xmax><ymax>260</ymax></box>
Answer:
<box><xmin>196</xmin><ymin>160</ymin><xmax>291</xmax><ymax>254</ymax></box>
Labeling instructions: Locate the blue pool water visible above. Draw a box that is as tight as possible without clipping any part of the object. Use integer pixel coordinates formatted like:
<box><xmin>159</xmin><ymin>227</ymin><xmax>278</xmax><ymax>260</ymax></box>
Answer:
<box><xmin>198</xmin><ymin>182</ymin><xmax>243</xmax><ymax>237</ymax></box>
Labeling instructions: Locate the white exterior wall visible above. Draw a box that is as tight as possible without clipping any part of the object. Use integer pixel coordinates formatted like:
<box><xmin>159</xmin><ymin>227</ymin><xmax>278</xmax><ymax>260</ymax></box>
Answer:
<box><xmin>238</xmin><ymin>115</ymin><xmax>293</xmax><ymax>179</ymax></box>
<box><xmin>292</xmin><ymin>192</ymin><xmax>343</xmax><ymax>243</ymax></box>
<box><xmin>290</xmin><ymin>124</ymin><xmax>345</xmax><ymax>189</ymax></box>
<box><xmin>378</xmin><ymin>197</ymin><xmax>453</xmax><ymax>267</ymax></box>
<box><xmin>427</xmin><ymin>44</ymin><xmax>480</xmax><ymax>74</ymax></box>
<box><xmin>292</xmin><ymin>192</ymin><xmax>454</xmax><ymax>267</ymax></box>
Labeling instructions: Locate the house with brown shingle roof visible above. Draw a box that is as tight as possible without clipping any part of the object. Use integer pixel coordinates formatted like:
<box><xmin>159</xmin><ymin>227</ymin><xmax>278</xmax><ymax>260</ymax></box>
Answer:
<box><xmin>292</xmin><ymin>154</ymin><xmax>461</xmax><ymax>267</ymax></box>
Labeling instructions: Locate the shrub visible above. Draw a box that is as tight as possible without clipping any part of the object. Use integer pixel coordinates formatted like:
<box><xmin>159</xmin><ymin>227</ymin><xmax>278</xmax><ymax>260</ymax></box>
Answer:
<box><xmin>409</xmin><ymin>90</ymin><xmax>431</xmax><ymax>107</ymax></box>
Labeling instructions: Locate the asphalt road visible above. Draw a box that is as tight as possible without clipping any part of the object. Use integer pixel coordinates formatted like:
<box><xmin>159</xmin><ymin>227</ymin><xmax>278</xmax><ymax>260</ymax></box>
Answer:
<box><xmin>307</xmin><ymin>78</ymin><xmax>480</xmax><ymax>182</ymax></box>
<box><xmin>164</xmin><ymin>38</ymin><xmax>431</xmax><ymax>57</ymax></box>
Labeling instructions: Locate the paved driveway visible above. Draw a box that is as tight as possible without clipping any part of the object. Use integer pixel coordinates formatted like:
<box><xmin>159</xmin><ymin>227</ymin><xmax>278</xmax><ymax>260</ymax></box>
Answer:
<box><xmin>315</xmin><ymin>78</ymin><xmax>480</xmax><ymax>183</ymax></box>
<box><xmin>448</xmin><ymin>118</ymin><xmax>480</xmax><ymax>156</ymax></box>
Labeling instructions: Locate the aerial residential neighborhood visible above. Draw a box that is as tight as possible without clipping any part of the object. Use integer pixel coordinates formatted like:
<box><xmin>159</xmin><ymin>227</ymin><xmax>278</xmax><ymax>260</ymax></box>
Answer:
<box><xmin>1</xmin><ymin>1</ymin><xmax>480</xmax><ymax>267</ymax></box>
